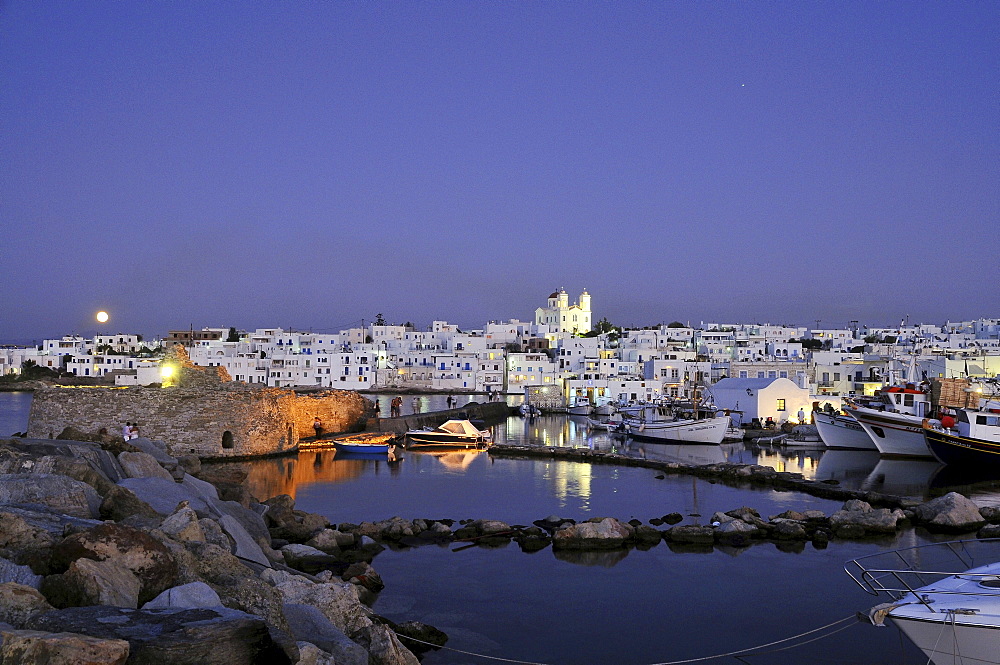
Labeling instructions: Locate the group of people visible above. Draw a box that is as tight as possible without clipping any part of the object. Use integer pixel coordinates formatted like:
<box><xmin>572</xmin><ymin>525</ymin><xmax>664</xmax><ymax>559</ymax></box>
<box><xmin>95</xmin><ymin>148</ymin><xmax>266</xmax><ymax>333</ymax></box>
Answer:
<box><xmin>121</xmin><ymin>421</ymin><xmax>140</xmax><ymax>440</ymax></box>
<box><xmin>375</xmin><ymin>394</ymin><xmax>459</xmax><ymax>418</ymax></box>
<box><xmin>389</xmin><ymin>396</ymin><xmax>404</xmax><ymax>418</ymax></box>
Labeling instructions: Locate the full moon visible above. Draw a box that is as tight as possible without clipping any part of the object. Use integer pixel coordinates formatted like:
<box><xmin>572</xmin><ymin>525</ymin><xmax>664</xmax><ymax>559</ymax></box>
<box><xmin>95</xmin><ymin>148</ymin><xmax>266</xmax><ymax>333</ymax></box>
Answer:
<box><xmin>96</xmin><ymin>311</ymin><xmax>109</xmax><ymax>323</ymax></box>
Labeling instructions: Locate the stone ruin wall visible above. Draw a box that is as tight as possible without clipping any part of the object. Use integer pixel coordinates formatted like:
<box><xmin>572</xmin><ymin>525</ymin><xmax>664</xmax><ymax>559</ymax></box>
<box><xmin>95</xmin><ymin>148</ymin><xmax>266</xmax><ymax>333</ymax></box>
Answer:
<box><xmin>27</xmin><ymin>385</ymin><xmax>370</xmax><ymax>460</ymax></box>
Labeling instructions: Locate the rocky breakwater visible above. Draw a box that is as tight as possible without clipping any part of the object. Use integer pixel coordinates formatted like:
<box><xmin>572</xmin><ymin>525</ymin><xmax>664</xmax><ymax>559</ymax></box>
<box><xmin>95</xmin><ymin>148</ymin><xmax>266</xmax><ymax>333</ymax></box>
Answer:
<box><xmin>0</xmin><ymin>433</ymin><xmax>443</xmax><ymax>665</ymax></box>
<box><xmin>274</xmin><ymin>491</ymin><xmax>999</xmax><ymax>566</ymax></box>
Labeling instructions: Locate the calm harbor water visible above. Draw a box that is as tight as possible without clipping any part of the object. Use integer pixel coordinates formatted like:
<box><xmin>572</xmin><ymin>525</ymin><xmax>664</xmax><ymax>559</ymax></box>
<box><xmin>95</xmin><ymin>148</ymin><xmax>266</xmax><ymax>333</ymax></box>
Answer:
<box><xmin>3</xmin><ymin>391</ymin><xmax>999</xmax><ymax>663</ymax></box>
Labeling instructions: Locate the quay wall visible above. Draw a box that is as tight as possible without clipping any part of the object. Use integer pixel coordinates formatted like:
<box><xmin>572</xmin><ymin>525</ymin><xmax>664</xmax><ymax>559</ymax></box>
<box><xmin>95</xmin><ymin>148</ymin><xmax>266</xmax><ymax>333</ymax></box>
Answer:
<box><xmin>366</xmin><ymin>401</ymin><xmax>512</xmax><ymax>433</ymax></box>
<box><xmin>27</xmin><ymin>385</ymin><xmax>370</xmax><ymax>459</ymax></box>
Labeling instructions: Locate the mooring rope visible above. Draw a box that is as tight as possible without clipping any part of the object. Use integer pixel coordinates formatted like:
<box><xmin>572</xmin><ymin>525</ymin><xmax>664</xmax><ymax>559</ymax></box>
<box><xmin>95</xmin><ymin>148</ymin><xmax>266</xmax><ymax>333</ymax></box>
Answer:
<box><xmin>395</xmin><ymin>614</ymin><xmax>859</xmax><ymax>665</ymax></box>
<box><xmin>395</xmin><ymin>634</ymin><xmax>552</xmax><ymax>665</ymax></box>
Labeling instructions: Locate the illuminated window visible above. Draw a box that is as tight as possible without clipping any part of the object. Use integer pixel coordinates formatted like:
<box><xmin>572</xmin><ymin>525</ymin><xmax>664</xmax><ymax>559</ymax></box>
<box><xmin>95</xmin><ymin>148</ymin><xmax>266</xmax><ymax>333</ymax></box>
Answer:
<box><xmin>776</xmin><ymin>399</ymin><xmax>786</xmax><ymax>411</ymax></box>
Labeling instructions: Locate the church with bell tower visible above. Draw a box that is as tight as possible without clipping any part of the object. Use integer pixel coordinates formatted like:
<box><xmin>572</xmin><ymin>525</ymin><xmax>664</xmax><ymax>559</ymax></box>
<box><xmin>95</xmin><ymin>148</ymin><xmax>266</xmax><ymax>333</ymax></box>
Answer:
<box><xmin>534</xmin><ymin>288</ymin><xmax>592</xmax><ymax>334</ymax></box>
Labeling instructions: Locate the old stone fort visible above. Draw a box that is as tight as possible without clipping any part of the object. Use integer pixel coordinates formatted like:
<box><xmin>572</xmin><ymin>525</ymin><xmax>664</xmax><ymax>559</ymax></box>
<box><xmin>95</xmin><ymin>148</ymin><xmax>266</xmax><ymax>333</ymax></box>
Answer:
<box><xmin>27</xmin><ymin>346</ymin><xmax>370</xmax><ymax>459</ymax></box>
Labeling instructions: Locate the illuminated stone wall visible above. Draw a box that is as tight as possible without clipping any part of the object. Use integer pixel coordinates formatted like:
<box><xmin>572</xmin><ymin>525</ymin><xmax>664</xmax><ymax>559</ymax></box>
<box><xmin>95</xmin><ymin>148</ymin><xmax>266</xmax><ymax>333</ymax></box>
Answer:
<box><xmin>27</xmin><ymin>385</ymin><xmax>370</xmax><ymax>459</ymax></box>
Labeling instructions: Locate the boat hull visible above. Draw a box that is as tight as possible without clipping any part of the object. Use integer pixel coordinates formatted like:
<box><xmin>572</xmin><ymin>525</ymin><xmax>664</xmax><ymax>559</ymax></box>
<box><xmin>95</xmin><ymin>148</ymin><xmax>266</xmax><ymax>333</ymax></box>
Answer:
<box><xmin>405</xmin><ymin>433</ymin><xmax>490</xmax><ymax>448</ymax></box>
<box><xmin>334</xmin><ymin>443</ymin><xmax>390</xmax><ymax>454</ymax></box>
<box><xmin>892</xmin><ymin>615</ymin><xmax>1000</xmax><ymax>665</ymax></box>
<box><xmin>924</xmin><ymin>428</ymin><xmax>1000</xmax><ymax>468</ymax></box>
<box><xmin>626</xmin><ymin>416</ymin><xmax>730</xmax><ymax>444</ymax></box>
<box><xmin>845</xmin><ymin>407</ymin><xmax>932</xmax><ymax>457</ymax></box>
<box><xmin>814</xmin><ymin>412</ymin><xmax>877</xmax><ymax>450</ymax></box>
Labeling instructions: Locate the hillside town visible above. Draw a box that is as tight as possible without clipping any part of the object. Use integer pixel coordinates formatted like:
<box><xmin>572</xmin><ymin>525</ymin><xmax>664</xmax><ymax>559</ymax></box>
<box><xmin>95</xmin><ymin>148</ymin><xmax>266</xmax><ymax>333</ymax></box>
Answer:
<box><xmin>3</xmin><ymin>289</ymin><xmax>999</xmax><ymax>417</ymax></box>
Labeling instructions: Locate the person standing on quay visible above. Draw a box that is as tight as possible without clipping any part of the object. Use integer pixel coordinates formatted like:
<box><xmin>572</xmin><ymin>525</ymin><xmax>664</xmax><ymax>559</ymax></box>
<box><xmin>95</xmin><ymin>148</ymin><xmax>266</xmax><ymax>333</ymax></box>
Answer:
<box><xmin>313</xmin><ymin>416</ymin><xmax>323</xmax><ymax>439</ymax></box>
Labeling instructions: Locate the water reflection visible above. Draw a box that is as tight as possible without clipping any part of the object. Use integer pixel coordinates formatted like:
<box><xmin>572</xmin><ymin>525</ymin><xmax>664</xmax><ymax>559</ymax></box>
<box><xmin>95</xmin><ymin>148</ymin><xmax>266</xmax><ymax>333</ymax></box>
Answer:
<box><xmin>815</xmin><ymin>450</ymin><xmax>882</xmax><ymax>484</ymax></box>
<box><xmin>407</xmin><ymin>449</ymin><xmax>486</xmax><ymax>471</ymax></box>
<box><xmin>229</xmin><ymin>450</ymin><xmax>397</xmax><ymax>501</ymax></box>
<box><xmin>227</xmin><ymin>413</ymin><xmax>1000</xmax><ymax>511</ymax></box>
<box><xmin>551</xmin><ymin>548</ymin><xmax>630</xmax><ymax>567</ymax></box>
<box><xmin>861</xmin><ymin>458</ymin><xmax>943</xmax><ymax>497</ymax></box>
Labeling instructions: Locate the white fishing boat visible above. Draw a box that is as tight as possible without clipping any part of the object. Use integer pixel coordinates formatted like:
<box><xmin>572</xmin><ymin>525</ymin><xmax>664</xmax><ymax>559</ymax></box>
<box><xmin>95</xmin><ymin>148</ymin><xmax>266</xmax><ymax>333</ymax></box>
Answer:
<box><xmin>845</xmin><ymin>386</ymin><xmax>935</xmax><ymax>457</ymax></box>
<box><xmin>924</xmin><ymin>408</ymin><xmax>1000</xmax><ymax>468</ymax></box>
<box><xmin>593</xmin><ymin>397</ymin><xmax>615</xmax><ymax>416</ymax></box>
<box><xmin>405</xmin><ymin>419</ymin><xmax>492</xmax><ymax>448</ymax></box>
<box><xmin>566</xmin><ymin>396</ymin><xmax>593</xmax><ymax>416</ymax></box>
<box><xmin>623</xmin><ymin>411</ymin><xmax>730</xmax><ymax>445</ymax></box>
<box><xmin>814</xmin><ymin>411</ymin><xmax>878</xmax><ymax>450</ymax></box>
<box><xmin>847</xmin><ymin>539</ymin><xmax>1000</xmax><ymax>665</ymax></box>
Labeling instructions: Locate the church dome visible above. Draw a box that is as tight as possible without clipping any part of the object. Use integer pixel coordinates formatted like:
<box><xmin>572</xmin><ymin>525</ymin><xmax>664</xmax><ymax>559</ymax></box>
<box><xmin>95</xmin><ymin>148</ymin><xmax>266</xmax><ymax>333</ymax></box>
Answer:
<box><xmin>548</xmin><ymin>291</ymin><xmax>559</xmax><ymax>299</ymax></box>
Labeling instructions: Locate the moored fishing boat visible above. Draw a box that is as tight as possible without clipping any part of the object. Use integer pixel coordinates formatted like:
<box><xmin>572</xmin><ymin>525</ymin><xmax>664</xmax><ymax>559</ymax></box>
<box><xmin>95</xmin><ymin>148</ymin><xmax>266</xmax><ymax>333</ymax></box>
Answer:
<box><xmin>814</xmin><ymin>411</ymin><xmax>877</xmax><ymax>450</ymax></box>
<box><xmin>845</xmin><ymin>385</ymin><xmax>935</xmax><ymax>457</ymax></box>
<box><xmin>405</xmin><ymin>419</ymin><xmax>492</xmax><ymax>448</ymax></box>
<box><xmin>623</xmin><ymin>411</ymin><xmax>730</xmax><ymax>445</ymax></box>
<box><xmin>331</xmin><ymin>432</ymin><xmax>398</xmax><ymax>454</ymax></box>
<box><xmin>923</xmin><ymin>408</ymin><xmax>1000</xmax><ymax>467</ymax></box>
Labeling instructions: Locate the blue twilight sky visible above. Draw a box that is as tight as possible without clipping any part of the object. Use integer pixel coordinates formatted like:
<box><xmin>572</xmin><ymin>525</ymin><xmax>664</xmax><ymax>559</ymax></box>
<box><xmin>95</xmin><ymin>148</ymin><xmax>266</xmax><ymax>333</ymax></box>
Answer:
<box><xmin>2</xmin><ymin>2</ymin><xmax>997</xmax><ymax>343</ymax></box>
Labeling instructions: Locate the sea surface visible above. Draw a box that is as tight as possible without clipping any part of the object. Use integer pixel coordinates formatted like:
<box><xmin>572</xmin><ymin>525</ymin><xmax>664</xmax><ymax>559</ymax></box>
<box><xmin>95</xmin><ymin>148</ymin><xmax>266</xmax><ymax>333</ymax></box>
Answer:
<box><xmin>4</xmin><ymin>391</ymin><xmax>999</xmax><ymax>664</ymax></box>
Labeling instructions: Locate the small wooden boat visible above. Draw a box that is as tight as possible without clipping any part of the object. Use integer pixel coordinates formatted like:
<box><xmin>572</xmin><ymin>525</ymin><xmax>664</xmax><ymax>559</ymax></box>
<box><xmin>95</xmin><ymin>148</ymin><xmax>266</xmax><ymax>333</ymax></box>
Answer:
<box><xmin>331</xmin><ymin>432</ymin><xmax>397</xmax><ymax>454</ymax></box>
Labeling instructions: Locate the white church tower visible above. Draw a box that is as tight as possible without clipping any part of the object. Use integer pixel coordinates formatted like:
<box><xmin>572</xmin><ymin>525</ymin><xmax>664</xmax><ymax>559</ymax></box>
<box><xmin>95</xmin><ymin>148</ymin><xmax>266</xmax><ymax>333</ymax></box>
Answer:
<box><xmin>535</xmin><ymin>288</ymin><xmax>592</xmax><ymax>334</ymax></box>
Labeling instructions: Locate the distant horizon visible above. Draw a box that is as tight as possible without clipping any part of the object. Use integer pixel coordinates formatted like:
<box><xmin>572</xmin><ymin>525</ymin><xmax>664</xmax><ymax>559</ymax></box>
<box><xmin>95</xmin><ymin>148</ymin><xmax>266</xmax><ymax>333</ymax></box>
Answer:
<box><xmin>3</xmin><ymin>311</ymin><xmax>995</xmax><ymax>348</ymax></box>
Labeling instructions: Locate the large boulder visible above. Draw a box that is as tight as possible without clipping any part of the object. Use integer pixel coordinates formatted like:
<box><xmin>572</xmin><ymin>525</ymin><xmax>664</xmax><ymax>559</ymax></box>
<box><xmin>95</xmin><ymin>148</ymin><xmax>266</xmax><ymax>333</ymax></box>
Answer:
<box><xmin>0</xmin><ymin>438</ymin><xmax>124</xmax><ymax>484</ymax></box>
<box><xmin>218</xmin><ymin>514</ymin><xmax>271</xmax><ymax>568</ymax></box>
<box><xmin>714</xmin><ymin>518</ymin><xmax>760</xmax><ymax>546</ymax></box>
<box><xmin>211</xmin><ymin>574</ymin><xmax>292</xmax><ymax>637</ymax></box>
<box><xmin>142</xmin><ymin>582</ymin><xmax>222</xmax><ymax>610</ymax></box>
<box><xmin>829</xmin><ymin>500</ymin><xmax>905</xmax><ymax>537</ymax></box>
<box><xmin>664</xmin><ymin>525</ymin><xmax>715</xmax><ymax>544</ymax></box>
<box><xmin>551</xmin><ymin>518</ymin><xmax>633</xmax><ymax>550</ymax></box>
<box><xmin>49</xmin><ymin>523</ymin><xmax>178</xmax><ymax>605</ymax></box>
<box><xmin>0</xmin><ymin>511</ymin><xmax>55</xmax><ymax>556</ymax></box>
<box><xmin>281</xmin><ymin>603</ymin><xmax>368</xmax><ymax>665</ymax></box>
<box><xmin>276</xmin><ymin>579</ymin><xmax>374</xmax><ymax>637</ymax></box>
<box><xmin>117</xmin><ymin>477</ymin><xmax>213</xmax><ymax>516</ymax></box>
<box><xmin>98</xmin><ymin>485</ymin><xmax>160</xmax><ymax>522</ymax></box>
<box><xmin>0</xmin><ymin>556</ymin><xmax>43</xmax><ymax>588</ymax></box>
<box><xmin>0</xmin><ymin>628</ymin><xmax>129</xmax><ymax>664</ymax></box>
<box><xmin>912</xmin><ymin>493</ymin><xmax>987</xmax><ymax>533</ymax></box>
<box><xmin>0</xmin><ymin>583</ymin><xmax>54</xmax><ymax>628</ymax></box>
<box><xmin>351</xmin><ymin>623</ymin><xmax>419</xmax><ymax>665</ymax></box>
<box><xmin>0</xmin><ymin>473</ymin><xmax>102</xmax><ymax>519</ymax></box>
<box><xmin>25</xmin><ymin>605</ymin><xmax>292</xmax><ymax>664</ymax></box>
<box><xmin>159</xmin><ymin>504</ymin><xmax>206</xmax><ymax>543</ymax></box>
<box><xmin>117</xmin><ymin>451</ymin><xmax>173</xmax><ymax>481</ymax></box>
<box><xmin>42</xmin><ymin>558</ymin><xmax>141</xmax><ymax>609</ymax></box>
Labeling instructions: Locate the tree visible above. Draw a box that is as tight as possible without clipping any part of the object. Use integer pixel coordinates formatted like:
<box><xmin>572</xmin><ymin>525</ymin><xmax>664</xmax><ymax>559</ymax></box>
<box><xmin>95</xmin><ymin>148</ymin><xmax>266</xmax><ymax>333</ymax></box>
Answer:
<box><xmin>374</xmin><ymin>313</ymin><xmax>387</xmax><ymax>327</ymax></box>
<box><xmin>667</xmin><ymin>321</ymin><xmax>686</xmax><ymax>328</ymax></box>
<box><xmin>20</xmin><ymin>360</ymin><xmax>57</xmax><ymax>380</ymax></box>
<box><xmin>226</xmin><ymin>327</ymin><xmax>240</xmax><ymax>342</ymax></box>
